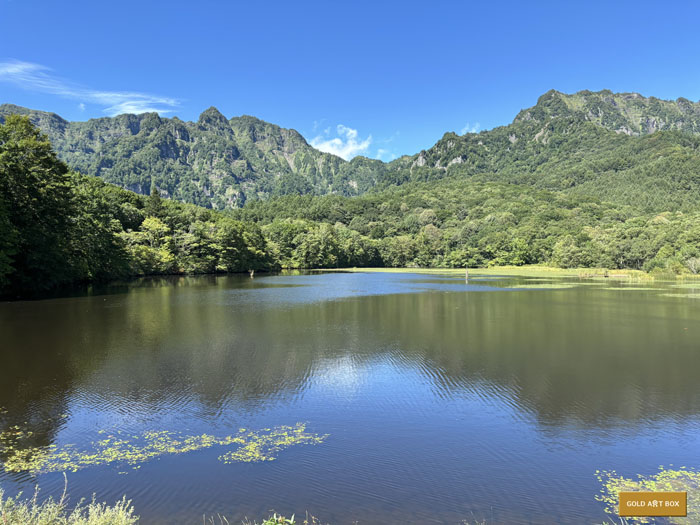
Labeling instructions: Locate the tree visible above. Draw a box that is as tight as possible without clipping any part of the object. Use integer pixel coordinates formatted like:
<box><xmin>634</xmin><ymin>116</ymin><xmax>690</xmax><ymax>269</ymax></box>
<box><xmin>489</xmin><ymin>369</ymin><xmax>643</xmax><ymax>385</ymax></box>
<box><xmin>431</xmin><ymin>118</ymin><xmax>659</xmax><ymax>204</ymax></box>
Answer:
<box><xmin>216</xmin><ymin>218</ymin><xmax>246</xmax><ymax>272</ymax></box>
<box><xmin>145</xmin><ymin>184</ymin><xmax>163</xmax><ymax>217</ymax></box>
<box><xmin>0</xmin><ymin>115</ymin><xmax>74</xmax><ymax>291</ymax></box>
<box><xmin>0</xmin><ymin>194</ymin><xmax>16</xmax><ymax>288</ymax></box>
<box><xmin>293</xmin><ymin>224</ymin><xmax>341</xmax><ymax>268</ymax></box>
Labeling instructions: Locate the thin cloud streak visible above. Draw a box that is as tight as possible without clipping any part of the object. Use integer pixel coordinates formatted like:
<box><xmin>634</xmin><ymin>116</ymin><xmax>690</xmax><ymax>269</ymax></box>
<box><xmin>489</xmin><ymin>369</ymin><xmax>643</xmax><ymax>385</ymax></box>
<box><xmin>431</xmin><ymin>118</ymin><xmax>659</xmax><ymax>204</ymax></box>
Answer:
<box><xmin>0</xmin><ymin>60</ymin><xmax>179</xmax><ymax>116</ymax></box>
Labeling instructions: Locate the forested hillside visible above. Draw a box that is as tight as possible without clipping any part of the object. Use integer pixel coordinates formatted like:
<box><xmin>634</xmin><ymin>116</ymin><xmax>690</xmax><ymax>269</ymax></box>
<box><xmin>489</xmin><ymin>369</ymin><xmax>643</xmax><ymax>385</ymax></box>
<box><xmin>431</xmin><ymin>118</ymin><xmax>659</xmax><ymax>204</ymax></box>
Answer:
<box><xmin>233</xmin><ymin>177</ymin><xmax>700</xmax><ymax>271</ymax></box>
<box><xmin>0</xmin><ymin>104</ymin><xmax>387</xmax><ymax>209</ymax></box>
<box><xmin>4</xmin><ymin>89</ymin><xmax>700</xmax><ymax>297</ymax></box>
<box><xmin>5</xmin><ymin>89</ymin><xmax>700</xmax><ymax>213</ymax></box>
<box><xmin>0</xmin><ymin>116</ymin><xmax>273</xmax><ymax>297</ymax></box>
<box><xmin>380</xmin><ymin>90</ymin><xmax>700</xmax><ymax>212</ymax></box>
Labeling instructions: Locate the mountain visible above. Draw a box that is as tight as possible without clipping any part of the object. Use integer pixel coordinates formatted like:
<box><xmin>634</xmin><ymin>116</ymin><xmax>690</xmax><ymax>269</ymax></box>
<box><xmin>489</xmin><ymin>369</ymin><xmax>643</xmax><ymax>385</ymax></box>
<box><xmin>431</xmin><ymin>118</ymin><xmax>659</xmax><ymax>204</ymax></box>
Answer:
<box><xmin>516</xmin><ymin>89</ymin><xmax>700</xmax><ymax>135</ymax></box>
<box><xmin>5</xmin><ymin>91</ymin><xmax>700</xmax><ymax>297</ymax></box>
<box><xmin>0</xmin><ymin>104</ymin><xmax>387</xmax><ymax>209</ymax></box>
<box><xmin>389</xmin><ymin>90</ymin><xmax>700</xmax><ymax>212</ymax></box>
<box><xmin>3</xmin><ymin>89</ymin><xmax>700</xmax><ymax>213</ymax></box>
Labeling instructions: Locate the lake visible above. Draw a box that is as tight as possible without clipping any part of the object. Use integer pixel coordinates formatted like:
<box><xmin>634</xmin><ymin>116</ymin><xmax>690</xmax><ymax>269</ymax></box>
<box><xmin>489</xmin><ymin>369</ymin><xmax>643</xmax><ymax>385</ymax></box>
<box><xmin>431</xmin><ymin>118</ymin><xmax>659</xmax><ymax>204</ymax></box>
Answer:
<box><xmin>1</xmin><ymin>271</ymin><xmax>699</xmax><ymax>524</ymax></box>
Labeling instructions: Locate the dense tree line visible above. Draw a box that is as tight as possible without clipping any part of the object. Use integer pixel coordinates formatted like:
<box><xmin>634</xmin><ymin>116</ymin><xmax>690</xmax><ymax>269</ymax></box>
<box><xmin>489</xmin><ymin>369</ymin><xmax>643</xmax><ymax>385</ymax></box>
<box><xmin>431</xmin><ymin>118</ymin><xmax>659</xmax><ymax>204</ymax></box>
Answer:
<box><xmin>3</xmin><ymin>116</ymin><xmax>700</xmax><ymax>297</ymax></box>
<box><xmin>0</xmin><ymin>116</ymin><xmax>272</xmax><ymax>296</ymax></box>
<box><xmin>233</xmin><ymin>179</ymin><xmax>700</xmax><ymax>273</ymax></box>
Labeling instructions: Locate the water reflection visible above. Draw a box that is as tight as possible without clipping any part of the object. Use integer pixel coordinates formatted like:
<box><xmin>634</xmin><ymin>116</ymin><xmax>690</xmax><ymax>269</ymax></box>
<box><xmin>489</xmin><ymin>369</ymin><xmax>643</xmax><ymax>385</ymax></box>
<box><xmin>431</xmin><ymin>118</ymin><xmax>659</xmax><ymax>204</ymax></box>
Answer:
<box><xmin>1</xmin><ymin>272</ymin><xmax>699</xmax><ymax>523</ymax></box>
<box><xmin>2</xmin><ymin>274</ymin><xmax>700</xmax><ymax>430</ymax></box>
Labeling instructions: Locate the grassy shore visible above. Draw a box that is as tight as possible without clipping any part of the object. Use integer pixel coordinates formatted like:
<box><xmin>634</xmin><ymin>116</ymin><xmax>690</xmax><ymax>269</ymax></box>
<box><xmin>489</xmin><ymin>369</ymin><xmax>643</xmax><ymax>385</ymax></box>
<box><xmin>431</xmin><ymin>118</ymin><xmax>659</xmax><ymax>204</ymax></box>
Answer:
<box><xmin>0</xmin><ymin>488</ymin><xmax>137</xmax><ymax>525</ymax></box>
<box><xmin>316</xmin><ymin>265</ymin><xmax>700</xmax><ymax>281</ymax></box>
<box><xmin>0</xmin><ymin>488</ymin><xmax>313</xmax><ymax>525</ymax></box>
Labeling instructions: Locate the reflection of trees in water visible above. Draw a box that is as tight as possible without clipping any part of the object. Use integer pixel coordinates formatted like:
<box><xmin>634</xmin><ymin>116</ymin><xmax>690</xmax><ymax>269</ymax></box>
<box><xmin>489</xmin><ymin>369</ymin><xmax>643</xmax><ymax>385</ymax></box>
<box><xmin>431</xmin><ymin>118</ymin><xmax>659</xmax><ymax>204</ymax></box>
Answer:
<box><xmin>1</xmin><ymin>277</ymin><xmax>699</xmax><ymax>445</ymax></box>
<box><xmin>0</xmin><ymin>306</ymin><xmax>73</xmax><ymax>470</ymax></box>
<box><xmin>358</xmin><ymin>289</ymin><xmax>700</xmax><ymax>427</ymax></box>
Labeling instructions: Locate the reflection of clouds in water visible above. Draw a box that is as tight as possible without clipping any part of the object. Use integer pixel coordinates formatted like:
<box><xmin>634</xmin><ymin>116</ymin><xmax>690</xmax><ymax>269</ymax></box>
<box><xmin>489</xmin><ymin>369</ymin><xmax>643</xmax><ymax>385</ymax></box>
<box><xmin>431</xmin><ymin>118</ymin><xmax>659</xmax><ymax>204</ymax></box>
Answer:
<box><xmin>313</xmin><ymin>356</ymin><xmax>364</xmax><ymax>397</ymax></box>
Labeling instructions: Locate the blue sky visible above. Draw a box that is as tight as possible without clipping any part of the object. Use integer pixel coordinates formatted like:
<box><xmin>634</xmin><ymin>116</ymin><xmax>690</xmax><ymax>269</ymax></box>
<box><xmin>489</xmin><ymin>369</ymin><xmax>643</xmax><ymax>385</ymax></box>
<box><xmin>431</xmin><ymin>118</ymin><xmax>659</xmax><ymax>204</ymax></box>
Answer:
<box><xmin>1</xmin><ymin>1</ymin><xmax>700</xmax><ymax>161</ymax></box>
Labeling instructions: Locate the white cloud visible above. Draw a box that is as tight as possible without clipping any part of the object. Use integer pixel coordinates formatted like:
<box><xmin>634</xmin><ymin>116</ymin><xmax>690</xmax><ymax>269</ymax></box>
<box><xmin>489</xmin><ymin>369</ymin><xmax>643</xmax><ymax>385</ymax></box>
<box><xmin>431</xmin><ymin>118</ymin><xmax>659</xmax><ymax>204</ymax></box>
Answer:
<box><xmin>310</xmin><ymin>124</ymin><xmax>372</xmax><ymax>160</ymax></box>
<box><xmin>78</xmin><ymin>103</ymin><xmax>85</xmax><ymax>111</ymax></box>
<box><xmin>460</xmin><ymin>121</ymin><xmax>481</xmax><ymax>135</ymax></box>
<box><xmin>0</xmin><ymin>60</ymin><xmax>179</xmax><ymax>116</ymax></box>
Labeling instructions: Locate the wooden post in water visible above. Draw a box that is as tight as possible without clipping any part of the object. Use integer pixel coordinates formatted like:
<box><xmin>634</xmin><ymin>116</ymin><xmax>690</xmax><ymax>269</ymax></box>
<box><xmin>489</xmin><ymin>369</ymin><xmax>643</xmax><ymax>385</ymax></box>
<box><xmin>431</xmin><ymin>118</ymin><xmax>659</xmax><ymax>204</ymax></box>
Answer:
<box><xmin>465</xmin><ymin>268</ymin><xmax>469</xmax><ymax>281</ymax></box>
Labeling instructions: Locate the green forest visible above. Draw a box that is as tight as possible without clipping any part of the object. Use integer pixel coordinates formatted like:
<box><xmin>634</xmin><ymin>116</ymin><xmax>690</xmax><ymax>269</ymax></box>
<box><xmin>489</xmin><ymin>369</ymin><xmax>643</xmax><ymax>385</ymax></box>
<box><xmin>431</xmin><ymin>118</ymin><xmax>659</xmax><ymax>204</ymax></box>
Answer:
<box><xmin>0</xmin><ymin>116</ymin><xmax>273</xmax><ymax>297</ymax></box>
<box><xmin>4</xmin><ymin>89</ymin><xmax>700</xmax><ymax>297</ymax></box>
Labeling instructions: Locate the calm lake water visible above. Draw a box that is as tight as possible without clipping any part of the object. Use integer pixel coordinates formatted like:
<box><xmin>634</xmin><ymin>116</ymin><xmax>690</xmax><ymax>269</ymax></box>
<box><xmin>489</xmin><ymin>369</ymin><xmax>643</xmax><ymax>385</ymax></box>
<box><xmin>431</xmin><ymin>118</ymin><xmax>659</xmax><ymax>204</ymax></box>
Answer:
<box><xmin>1</xmin><ymin>272</ymin><xmax>699</xmax><ymax>524</ymax></box>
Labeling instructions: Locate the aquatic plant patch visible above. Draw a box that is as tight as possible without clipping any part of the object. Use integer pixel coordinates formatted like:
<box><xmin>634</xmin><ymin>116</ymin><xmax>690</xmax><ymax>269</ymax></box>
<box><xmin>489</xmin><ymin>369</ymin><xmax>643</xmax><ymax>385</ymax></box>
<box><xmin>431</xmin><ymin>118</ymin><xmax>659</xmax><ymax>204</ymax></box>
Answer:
<box><xmin>507</xmin><ymin>283</ymin><xmax>579</xmax><ymax>290</ymax></box>
<box><xmin>596</xmin><ymin>467</ymin><xmax>700</xmax><ymax>524</ymax></box>
<box><xmin>601</xmin><ymin>287</ymin><xmax>658</xmax><ymax>291</ymax></box>
<box><xmin>0</xmin><ymin>423</ymin><xmax>328</xmax><ymax>474</ymax></box>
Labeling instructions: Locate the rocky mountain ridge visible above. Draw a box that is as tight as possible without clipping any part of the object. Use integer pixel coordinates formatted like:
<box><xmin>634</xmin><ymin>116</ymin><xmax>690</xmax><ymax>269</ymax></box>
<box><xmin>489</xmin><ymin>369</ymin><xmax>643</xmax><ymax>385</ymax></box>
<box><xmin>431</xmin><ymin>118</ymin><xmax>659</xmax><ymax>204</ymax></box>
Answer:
<box><xmin>3</xmin><ymin>89</ymin><xmax>700</xmax><ymax>210</ymax></box>
<box><xmin>0</xmin><ymin>103</ymin><xmax>386</xmax><ymax>208</ymax></box>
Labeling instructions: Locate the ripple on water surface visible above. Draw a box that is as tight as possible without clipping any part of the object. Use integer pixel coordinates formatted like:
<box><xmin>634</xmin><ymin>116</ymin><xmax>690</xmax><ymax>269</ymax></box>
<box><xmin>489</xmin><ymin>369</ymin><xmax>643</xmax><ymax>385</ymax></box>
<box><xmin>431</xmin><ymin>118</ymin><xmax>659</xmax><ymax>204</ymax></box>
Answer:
<box><xmin>2</xmin><ymin>272</ymin><xmax>700</xmax><ymax>523</ymax></box>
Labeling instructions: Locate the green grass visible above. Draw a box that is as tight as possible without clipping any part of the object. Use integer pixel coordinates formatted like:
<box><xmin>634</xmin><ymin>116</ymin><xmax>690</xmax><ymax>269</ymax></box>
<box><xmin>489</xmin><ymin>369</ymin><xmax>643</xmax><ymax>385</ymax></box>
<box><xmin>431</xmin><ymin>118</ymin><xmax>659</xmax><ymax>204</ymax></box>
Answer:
<box><xmin>240</xmin><ymin>513</ymin><xmax>320</xmax><ymax>525</ymax></box>
<box><xmin>506</xmin><ymin>283</ymin><xmax>579</xmax><ymax>289</ymax></box>
<box><xmin>0</xmin><ymin>485</ymin><xmax>311</xmax><ymax>525</ymax></box>
<box><xmin>317</xmin><ymin>265</ymin><xmax>657</xmax><ymax>280</ymax></box>
<box><xmin>601</xmin><ymin>287</ymin><xmax>658</xmax><ymax>291</ymax></box>
<box><xmin>0</xmin><ymin>484</ymin><xmax>137</xmax><ymax>525</ymax></box>
<box><xmin>662</xmin><ymin>293</ymin><xmax>700</xmax><ymax>299</ymax></box>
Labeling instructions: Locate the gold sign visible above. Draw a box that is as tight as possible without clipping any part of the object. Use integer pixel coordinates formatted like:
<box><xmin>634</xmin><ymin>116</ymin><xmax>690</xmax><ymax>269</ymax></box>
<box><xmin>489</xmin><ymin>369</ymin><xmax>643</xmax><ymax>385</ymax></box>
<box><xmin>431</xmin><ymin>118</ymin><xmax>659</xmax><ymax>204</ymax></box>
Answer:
<box><xmin>619</xmin><ymin>492</ymin><xmax>687</xmax><ymax>517</ymax></box>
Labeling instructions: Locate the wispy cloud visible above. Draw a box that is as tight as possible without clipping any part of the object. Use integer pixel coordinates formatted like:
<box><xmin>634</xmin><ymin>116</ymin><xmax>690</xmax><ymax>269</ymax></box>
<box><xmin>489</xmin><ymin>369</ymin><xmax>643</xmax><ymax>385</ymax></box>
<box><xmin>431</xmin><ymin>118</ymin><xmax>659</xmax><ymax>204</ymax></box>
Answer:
<box><xmin>310</xmin><ymin>124</ymin><xmax>372</xmax><ymax>160</ymax></box>
<box><xmin>374</xmin><ymin>131</ymin><xmax>399</xmax><ymax>161</ymax></box>
<box><xmin>0</xmin><ymin>60</ymin><xmax>179</xmax><ymax>116</ymax></box>
<box><xmin>460</xmin><ymin>121</ymin><xmax>480</xmax><ymax>135</ymax></box>
<box><xmin>312</xmin><ymin>118</ymin><xmax>326</xmax><ymax>132</ymax></box>
<box><xmin>375</xmin><ymin>148</ymin><xmax>396</xmax><ymax>161</ymax></box>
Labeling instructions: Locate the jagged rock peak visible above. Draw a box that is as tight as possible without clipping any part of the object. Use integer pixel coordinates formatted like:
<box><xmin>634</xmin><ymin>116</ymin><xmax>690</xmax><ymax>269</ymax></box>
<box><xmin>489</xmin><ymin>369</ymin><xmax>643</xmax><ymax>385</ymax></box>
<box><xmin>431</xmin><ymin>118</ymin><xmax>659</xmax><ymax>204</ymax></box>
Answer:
<box><xmin>514</xmin><ymin>89</ymin><xmax>700</xmax><ymax>135</ymax></box>
<box><xmin>198</xmin><ymin>106</ymin><xmax>229</xmax><ymax>127</ymax></box>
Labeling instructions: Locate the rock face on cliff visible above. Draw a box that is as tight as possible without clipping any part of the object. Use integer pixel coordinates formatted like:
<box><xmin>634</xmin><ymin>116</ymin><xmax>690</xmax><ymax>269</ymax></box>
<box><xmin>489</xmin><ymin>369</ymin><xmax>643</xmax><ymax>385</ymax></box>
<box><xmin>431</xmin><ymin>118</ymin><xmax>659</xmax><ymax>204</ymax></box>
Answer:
<box><xmin>3</xmin><ymin>88</ymin><xmax>700</xmax><ymax>211</ymax></box>
<box><xmin>515</xmin><ymin>89</ymin><xmax>700</xmax><ymax>136</ymax></box>
<box><xmin>0</xmin><ymin>104</ymin><xmax>387</xmax><ymax>208</ymax></box>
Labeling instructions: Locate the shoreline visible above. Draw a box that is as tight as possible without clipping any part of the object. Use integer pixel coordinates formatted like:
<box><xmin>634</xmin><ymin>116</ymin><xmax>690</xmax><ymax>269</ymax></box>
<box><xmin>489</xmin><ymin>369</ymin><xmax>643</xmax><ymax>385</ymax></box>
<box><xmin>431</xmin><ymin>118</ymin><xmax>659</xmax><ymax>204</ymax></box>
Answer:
<box><xmin>309</xmin><ymin>265</ymin><xmax>686</xmax><ymax>281</ymax></box>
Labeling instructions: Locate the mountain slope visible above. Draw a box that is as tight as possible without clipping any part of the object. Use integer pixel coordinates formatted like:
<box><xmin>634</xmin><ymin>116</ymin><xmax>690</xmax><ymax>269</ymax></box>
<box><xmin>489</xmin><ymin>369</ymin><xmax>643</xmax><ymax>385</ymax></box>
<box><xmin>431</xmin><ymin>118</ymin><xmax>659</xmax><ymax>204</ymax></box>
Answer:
<box><xmin>0</xmin><ymin>104</ymin><xmax>387</xmax><ymax>209</ymax></box>
<box><xmin>387</xmin><ymin>90</ymin><xmax>700</xmax><ymax>212</ymax></box>
<box><xmin>516</xmin><ymin>89</ymin><xmax>700</xmax><ymax>135</ymax></box>
<box><xmin>4</xmin><ymin>89</ymin><xmax>700</xmax><ymax>213</ymax></box>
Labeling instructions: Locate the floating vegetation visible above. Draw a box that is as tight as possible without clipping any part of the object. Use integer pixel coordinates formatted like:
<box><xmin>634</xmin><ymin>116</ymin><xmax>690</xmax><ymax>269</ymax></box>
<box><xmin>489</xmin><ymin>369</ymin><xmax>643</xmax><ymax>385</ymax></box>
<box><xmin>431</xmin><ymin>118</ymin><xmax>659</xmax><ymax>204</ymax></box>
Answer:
<box><xmin>671</xmin><ymin>283</ymin><xmax>700</xmax><ymax>289</ymax></box>
<box><xmin>220</xmin><ymin>425</ymin><xmax>327</xmax><ymax>463</ymax></box>
<box><xmin>507</xmin><ymin>283</ymin><xmax>578</xmax><ymax>289</ymax></box>
<box><xmin>601</xmin><ymin>287</ymin><xmax>658</xmax><ymax>291</ymax></box>
<box><xmin>596</xmin><ymin>467</ymin><xmax>700</xmax><ymax>524</ymax></box>
<box><xmin>0</xmin><ymin>423</ymin><xmax>327</xmax><ymax>475</ymax></box>
<box><xmin>662</xmin><ymin>293</ymin><xmax>700</xmax><ymax>299</ymax></box>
